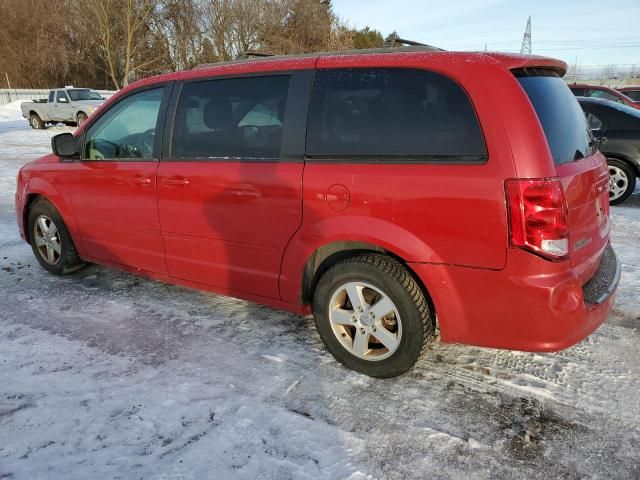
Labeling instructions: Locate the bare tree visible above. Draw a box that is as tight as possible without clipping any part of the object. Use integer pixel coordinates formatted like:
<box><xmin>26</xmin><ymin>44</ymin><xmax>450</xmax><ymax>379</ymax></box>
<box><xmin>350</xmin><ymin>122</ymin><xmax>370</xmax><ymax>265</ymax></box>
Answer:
<box><xmin>157</xmin><ymin>0</ymin><xmax>207</xmax><ymax>70</ymax></box>
<box><xmin>599</xmin><ymin>64</ymin><xmax>617</xmax><ymax>85</ymax></box>
<box><xmin>71</xmin><ymin>0</ymin><xmax>167</xmax><ymax>88</ymax></box>
<box><xmin>0</xmin><ymin>0</ymin><xmax>379</xmax><ymax>88</ymax></box>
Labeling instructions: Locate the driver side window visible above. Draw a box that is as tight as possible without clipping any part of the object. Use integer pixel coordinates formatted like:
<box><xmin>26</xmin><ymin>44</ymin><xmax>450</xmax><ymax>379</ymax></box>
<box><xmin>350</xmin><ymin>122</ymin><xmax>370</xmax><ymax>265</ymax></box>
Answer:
<box><xmin>84</xmin><ymin>88</ymin><xmax>163</xmax><ymax>161</ymax></box>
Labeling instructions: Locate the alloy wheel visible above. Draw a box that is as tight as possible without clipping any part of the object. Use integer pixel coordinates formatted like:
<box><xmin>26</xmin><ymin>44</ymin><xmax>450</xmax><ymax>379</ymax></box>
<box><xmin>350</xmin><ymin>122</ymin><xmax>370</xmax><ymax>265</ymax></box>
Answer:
<box><xmin>328</xmin><ymin>281</ymin><xmax>402</xmax><ymax>361</ymax></box>
<box><xmin>609</xmin><ymin>165</ymin><xmax>629</xmax><ymax>202</ymax></box>
<box><xmin>33</xmin><ymin>215</ymin><xmax>62</xmax><ymax>265</ymax></box>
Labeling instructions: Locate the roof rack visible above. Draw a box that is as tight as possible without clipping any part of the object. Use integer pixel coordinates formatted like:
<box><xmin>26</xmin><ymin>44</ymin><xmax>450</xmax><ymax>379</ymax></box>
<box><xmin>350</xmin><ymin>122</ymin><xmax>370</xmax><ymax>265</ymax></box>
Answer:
<box><xmin>384</xmin><ymin>34</ymin><xmax>442</xmax><ymax>50</ymax></box>
<box><xmin>243</xmin><ymin>51</ymin><xmax>275</xmax><ymax>58</ymax></box>
<box><xmin>194</xmin><ymin>44</ymin><xmax>445</xmax><ymax>70</ymax></box>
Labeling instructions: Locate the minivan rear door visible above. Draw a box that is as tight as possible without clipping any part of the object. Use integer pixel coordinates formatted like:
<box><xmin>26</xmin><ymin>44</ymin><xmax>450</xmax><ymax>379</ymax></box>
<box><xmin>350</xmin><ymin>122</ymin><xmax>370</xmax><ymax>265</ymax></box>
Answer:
<box><xmin>517</xmin><ymin>73</ymin><xmax>610</xmax><ymax>278</ymax></box>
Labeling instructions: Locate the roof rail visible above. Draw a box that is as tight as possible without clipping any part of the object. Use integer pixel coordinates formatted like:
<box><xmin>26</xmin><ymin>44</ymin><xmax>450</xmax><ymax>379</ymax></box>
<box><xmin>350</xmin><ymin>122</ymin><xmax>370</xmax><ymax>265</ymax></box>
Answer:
<box><xmin>243</xmin><ymin>51</ymin><xmax>275</xmax><ymax>58</ymax></box>
<box><xmin>193</xmin><ymin>45</ymin><xmax>445</xmax><ymax>70</ymax></box>
<box><xmin>384</xmin><ymin>34</ymin><xmax>443</xmax><ymax>50</ymax></box>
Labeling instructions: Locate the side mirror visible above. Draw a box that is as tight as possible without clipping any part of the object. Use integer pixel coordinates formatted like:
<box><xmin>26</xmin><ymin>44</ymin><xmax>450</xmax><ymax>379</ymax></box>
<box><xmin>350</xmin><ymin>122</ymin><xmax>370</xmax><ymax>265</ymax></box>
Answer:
<box><xmin>59</xmin><ymin>97</ymin><xmax>68</xmax><ymax>103</ymax></box>
<box><xmin>52</xmin><ymin>133</ymin><xmax>78</xmax><ymax>158</ymax></box>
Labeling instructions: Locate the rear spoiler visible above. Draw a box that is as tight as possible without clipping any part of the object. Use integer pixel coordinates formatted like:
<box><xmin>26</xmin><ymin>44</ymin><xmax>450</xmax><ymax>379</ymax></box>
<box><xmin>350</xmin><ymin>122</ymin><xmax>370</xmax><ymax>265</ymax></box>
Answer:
<box><xmin>484</xmin><ymin>53</ymin><xmax>567</xmax><ymax>77</ymax></box>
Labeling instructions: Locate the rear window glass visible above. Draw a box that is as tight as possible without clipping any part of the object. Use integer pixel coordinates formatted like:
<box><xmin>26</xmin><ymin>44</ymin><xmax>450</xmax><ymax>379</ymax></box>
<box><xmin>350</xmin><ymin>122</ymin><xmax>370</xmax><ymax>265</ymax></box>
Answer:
<box><xmin>306</xmin><ymin>68</ymin><xmax>487</xmax><ymax>161</ymax></box>
<box><xmin>517</xmin><ymin>73</ymin><xmax>596</xmax><ymax>164</ymax></box>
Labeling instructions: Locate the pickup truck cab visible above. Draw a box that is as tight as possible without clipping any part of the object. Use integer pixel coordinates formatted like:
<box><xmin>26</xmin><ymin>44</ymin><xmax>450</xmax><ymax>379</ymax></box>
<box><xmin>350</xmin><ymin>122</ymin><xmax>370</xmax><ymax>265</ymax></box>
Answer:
<box><xmin>15</xmin><ymin>48</ymin><xmax>620</xmax><ymax>378</ymax></box>
<box><xmin>21</xmin><ymin>87</ymin><xmax>105</xmax><ymax>129</ymax></box>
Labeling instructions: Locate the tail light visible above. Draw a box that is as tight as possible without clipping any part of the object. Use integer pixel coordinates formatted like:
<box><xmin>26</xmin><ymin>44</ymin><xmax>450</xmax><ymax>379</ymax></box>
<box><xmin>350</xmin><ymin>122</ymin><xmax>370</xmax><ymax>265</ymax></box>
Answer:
<box><xmin>505</xmin><ymin>177</ymin><xmax>569</xmax><ymax>260</ymax></box>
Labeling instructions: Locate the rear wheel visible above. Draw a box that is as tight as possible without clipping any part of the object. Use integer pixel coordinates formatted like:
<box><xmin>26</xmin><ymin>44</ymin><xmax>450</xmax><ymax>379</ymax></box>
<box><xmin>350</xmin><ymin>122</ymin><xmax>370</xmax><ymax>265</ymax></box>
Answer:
<box><xmin>30</xmin><ymin>113</ymin><xmax>44</xmax><ymax>129</ymax></box>
<box><xmin>608</xmin><ymin>158</ymin><xmax>636</xmax><ymax>205</ymax></box>
<box><xmin>76</xmin><ymin>112</ymin><xmax>88</xmax><ymax>126</ymax></box>
<box><xmin>28</xmin><ymin>199</ymin><xmax>85</xmax><ymax>275</ymax></box>
<box><xmin>313</xmin><ymin>254</ymin><xmax>434</xmax><ymax>378</ymax></box>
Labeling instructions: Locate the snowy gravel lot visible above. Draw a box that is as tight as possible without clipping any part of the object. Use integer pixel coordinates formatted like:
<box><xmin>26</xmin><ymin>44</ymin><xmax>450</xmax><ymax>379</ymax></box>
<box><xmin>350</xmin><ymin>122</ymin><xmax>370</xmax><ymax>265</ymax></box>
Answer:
<box><xmin>0</xmin><ymin>100</ymin><xmax>639</xmax><ymax>479</ymax></box>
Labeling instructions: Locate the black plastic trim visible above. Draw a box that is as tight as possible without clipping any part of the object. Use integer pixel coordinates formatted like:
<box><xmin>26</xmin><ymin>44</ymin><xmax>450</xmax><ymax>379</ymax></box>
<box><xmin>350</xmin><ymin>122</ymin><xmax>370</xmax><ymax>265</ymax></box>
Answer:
<box><xmin>304</xmin><ymin>154</ymin><xmax>488</xmax><ymax>164</ymax></box>
<box><xmin>582</xmin><ymin>244</ymin><xmax>621</xmax><ymax>306</ymax></box>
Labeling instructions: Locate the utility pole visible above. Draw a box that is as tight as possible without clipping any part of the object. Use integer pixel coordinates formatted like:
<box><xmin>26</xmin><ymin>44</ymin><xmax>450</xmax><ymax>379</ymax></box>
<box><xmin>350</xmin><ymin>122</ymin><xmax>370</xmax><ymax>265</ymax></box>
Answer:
<box><xmin>520</xmin><ymin>16</ymin><xmax>532</xmax><ymax>55</ymax></box>
<box><xmin>5</xmin><ymin>73</ymin><xmax>11</xmax><ymax>103</ymax></box>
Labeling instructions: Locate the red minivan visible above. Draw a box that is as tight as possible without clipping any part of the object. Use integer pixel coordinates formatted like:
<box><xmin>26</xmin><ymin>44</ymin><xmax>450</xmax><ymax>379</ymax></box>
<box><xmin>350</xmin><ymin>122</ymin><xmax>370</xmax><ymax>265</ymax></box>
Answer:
<box><xmin>15</xmin><ymin>48</ymin><xmax>620</xmax><ymax>377</ymax></box>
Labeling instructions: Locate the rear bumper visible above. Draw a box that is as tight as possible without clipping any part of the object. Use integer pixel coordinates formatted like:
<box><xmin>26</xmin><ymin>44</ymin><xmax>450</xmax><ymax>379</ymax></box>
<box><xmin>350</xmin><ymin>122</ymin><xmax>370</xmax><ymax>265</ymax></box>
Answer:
<box><xmin>410</xmin><ymin>245</ymin><xmax>619</xmax><ymax>352</ymax></box>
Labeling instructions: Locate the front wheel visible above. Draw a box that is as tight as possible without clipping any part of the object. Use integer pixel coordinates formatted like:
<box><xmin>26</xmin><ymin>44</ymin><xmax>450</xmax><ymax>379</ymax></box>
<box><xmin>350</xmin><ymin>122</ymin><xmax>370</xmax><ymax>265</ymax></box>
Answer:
<box><xmin>608</xmin><ymin>159</ymin><xmax>636</xmax><ymax>205</ymax></box>
<box><xmin>28</xmin><ymin>199</ymin><xmax>86</xmax><ymax>275</ymax></box>
<box><xmin>313</xmin><ymin>254</ymin><xmax>434</xmax><ymax>378</ymax></box>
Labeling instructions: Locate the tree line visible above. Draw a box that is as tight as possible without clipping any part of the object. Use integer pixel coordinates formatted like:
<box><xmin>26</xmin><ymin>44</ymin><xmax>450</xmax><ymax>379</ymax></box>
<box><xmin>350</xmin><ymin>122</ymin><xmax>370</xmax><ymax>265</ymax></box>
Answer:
<box><xmin>0</xmin><ymin>0</ymin><xmax>392</xmax><ymax>90</ymax></box>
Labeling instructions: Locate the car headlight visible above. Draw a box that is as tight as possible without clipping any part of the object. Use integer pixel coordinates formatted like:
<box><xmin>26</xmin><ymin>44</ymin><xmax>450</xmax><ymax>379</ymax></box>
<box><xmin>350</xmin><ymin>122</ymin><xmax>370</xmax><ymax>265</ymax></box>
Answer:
<box><xmin>88</xmin><ymin>107</ymin><xmax>96</xmax><ymax>113</ymax></box>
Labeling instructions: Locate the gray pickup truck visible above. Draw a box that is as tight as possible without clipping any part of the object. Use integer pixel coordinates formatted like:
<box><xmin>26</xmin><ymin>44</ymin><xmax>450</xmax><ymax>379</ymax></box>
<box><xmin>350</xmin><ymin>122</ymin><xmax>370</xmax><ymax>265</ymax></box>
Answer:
<box><xmin>21</xmin><ymin>87</ymin><xmax>105</xmax><ymax>129</ymax></box>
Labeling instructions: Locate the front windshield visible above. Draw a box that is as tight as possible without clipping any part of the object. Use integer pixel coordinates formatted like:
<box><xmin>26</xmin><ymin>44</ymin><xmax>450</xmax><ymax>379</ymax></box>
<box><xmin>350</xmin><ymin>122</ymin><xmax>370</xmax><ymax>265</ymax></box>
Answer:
<box><xmin>68</xmin><ymin>89</ymin><xmax>103</xmax><ymax>101</ymax></box>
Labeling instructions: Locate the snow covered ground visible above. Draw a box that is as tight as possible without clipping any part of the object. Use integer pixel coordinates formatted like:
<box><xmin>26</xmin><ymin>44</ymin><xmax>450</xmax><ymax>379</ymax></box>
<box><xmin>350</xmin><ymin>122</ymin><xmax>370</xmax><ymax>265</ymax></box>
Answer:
<box><xmin>0</xmin><ymin>100</ymin><xmax>639</xmax><ymax>479</ymax></box>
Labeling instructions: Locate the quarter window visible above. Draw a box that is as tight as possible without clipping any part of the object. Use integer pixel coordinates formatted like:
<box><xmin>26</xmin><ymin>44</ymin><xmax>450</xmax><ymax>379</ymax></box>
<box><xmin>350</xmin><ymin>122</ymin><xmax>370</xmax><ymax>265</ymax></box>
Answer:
<box><xmin>623</xmin><ymin>90</ymin><xmax>640</xmax><ymax>101</ymax></box>
<box><xmin>84</xmin><ymin>88</ymin><xmax>164</xmax><ymax>160</ymax></box>
<box><xmin>306</xmin><ymin>68</ymin><xmax>487</xmax><ymax>160</ymax></box>
<box><xmin>171</xmin><ymin>76</ymin><xmax>291</xmax><ymax>159</ymax></box>
<box><xmin>586</xmin><ymin>111</ymin><xmax>604</xmax><ymax>131</ymax></box>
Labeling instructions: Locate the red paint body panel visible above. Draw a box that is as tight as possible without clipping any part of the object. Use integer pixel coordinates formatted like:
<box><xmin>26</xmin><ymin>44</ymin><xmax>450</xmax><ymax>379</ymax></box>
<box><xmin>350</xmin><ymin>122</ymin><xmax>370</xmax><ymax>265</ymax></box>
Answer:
<box><xmin>15</xmin><ymin>50</ymin><xmax>617</xmax><ymax>354</ymax></box>
<box><xmin>411</xmin><ymin>248</ymin><xmax>615</xmax><ymax>350</ymax></box>
<box><xmin>556</xmin><ymin>153</ymin><xmax>611</xmax><ymax>278</ymax></box>
<box><xmin>157</xmin><ymin>161</ymin><xmax>303</xmax><ymax>298</ymax></box>
<box><xmin>59</xmin><ymin>161</ymin><xmax>166</xmax><ymax>273</ymax></box>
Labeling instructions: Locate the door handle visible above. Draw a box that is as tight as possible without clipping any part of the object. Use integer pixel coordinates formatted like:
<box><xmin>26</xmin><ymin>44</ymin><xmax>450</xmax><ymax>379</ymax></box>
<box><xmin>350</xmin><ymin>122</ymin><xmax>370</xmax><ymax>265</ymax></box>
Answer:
<box><xmin>132</xmin><ymin>176</ymin><xmax>152</xmax><ymax>185</ymax></box>
<box><xmin>162</xmin><ymin>177</ymin><xmax>190</xmax><ymax>186</ymax></box>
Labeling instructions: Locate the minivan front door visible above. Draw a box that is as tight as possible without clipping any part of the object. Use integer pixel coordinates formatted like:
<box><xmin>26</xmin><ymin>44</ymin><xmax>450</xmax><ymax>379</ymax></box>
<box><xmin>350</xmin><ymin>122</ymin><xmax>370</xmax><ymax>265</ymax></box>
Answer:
<box><xmin>157</xmin><ymin>72</ymin><xmax>312</xmax><ymax>299</ymax></box>
<box><xmin>61</xmin><ymin>86</ymin><xmax>170</xmax><ymax>273</ymax></box>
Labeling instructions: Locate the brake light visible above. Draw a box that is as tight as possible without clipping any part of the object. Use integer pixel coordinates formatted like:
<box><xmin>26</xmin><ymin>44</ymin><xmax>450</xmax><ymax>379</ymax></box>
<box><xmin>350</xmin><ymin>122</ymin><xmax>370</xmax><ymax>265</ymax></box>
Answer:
<box><xmin>505</xmin><ymin>178</ymin><xmax>569</xmax><ymax>260</ymax></box>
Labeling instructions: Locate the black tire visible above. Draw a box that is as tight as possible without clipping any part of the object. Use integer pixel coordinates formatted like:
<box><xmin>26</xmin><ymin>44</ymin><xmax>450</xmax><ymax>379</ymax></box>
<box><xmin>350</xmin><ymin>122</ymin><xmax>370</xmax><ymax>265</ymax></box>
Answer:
<box><xmin>313</xmin><ymin>254</ymin><xmax>434</xmax><ymax>378</ymax></box>
<box><xmin>27</xmin><ymin>198</ymin><xmax>86</xmax><ymax>275</ymax></box>
<box><xmin>30</xmin><ymin>113</ymin><xmax>44</xmax><ymax>129</ymax></box>
<box><xmin>608</xmin><ymin>159</ymin><xmax>636</xmax><ymax>205</ymax></box>
<box><xmin>76</xmin><ymin>112</ymin><xmax>88</xmax><ymax>126</ymax></box>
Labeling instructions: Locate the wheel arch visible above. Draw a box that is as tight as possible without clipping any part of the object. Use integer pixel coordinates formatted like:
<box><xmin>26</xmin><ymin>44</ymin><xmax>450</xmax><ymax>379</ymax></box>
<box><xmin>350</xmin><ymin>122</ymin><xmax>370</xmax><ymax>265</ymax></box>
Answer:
<box><xmin>298</xmin><ymin>241</ymin><xmax>437</xmax><ymax>328</ymax></box>
<box><xmin>21</xmin><ymin>181</ymin><xmax>80</xmax><ymax>251</ymax></box>
<box><xmin>606</xmin><ymin>154</ymin><xmax>640</xmax><ymax>179</ymax></box>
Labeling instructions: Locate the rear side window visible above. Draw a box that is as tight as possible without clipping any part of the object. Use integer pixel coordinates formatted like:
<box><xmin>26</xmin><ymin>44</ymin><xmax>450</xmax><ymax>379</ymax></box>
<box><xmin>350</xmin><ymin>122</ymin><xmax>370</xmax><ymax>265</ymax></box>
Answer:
<box><xmin>623</xmin><ymin>90</ymin><xmax>640</xmax><ymax>101</ymax></box>
<box><xmin>517</xmin><ymin>72</ymin><xmax>596</xmax><ymax>164</ymax></box>
<box><xmin>48</xmin><ymin>91</ymin><xmax>55</xmax><ymax>102</ymax></box>
<box><xmin>171</xmin><ymin>76</ymin><xmax>290</xmax><ymax>160</ymax></box>
<box><xmin>306</xmin><ymin>68</ymin><xmax>487</xmax><ymax>161</ymax></box>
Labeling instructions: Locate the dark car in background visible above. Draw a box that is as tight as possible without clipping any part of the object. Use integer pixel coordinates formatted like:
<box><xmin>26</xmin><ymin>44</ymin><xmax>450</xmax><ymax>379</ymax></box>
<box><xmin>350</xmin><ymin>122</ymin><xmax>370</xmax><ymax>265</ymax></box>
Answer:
<box><xmin>617</xmin><ymin>87</ymin><xmax>640</xmax><ymax>102</ymax></box>
<box><xmin>578</xmin><ymin>97</ymin><xmax>640</xmax><ymax>204</ymax></box>
<box><xmin>570</xmin><ymin>84</ymin><xmax>640</xmax><ymax>110</ymax></box>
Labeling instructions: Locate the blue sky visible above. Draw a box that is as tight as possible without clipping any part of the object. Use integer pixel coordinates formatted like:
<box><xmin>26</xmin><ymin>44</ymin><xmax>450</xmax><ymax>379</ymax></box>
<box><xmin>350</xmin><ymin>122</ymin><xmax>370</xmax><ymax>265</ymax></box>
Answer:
<box><xmin>332</xmin><ymin>0</ymin><xmax>640</xmax><ymax>68</ymax></box>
